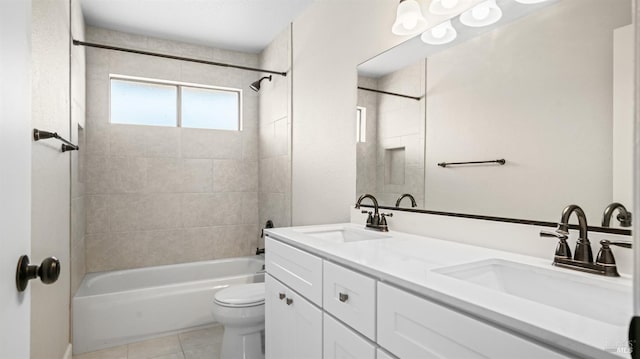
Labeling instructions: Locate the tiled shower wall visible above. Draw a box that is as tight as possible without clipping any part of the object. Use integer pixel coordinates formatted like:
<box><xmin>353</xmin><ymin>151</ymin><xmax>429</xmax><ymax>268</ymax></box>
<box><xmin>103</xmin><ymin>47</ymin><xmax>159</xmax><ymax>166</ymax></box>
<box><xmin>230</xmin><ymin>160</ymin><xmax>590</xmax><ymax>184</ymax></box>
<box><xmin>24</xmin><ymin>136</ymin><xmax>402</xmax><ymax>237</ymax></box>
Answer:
<box><xmin>258</xmin><ymin>26</ymin><xmax>292</xmax><ymax>234</ymax></box>
<box><xmin>84</xmin><ymin>27</ymin><xmax>259</xmax><ymax>272</ymax></box>
<box><xmin>375</xmin><ymin>61</ymin><xmax>425</xmax><ymax>207</ymax></box>
<box><xmin>355</xmin><ymin>61</ymin><xmax>425</xmax><ymax>208</ymax></box>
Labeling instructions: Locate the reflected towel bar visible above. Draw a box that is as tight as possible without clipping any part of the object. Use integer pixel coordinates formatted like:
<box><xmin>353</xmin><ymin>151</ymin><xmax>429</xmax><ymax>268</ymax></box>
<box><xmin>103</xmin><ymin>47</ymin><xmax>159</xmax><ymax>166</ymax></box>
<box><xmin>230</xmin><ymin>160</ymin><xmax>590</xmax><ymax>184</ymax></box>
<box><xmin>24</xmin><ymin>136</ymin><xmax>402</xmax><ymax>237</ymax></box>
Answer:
<box><xmin>438</xmin><ymin>159</ymin><xmax>505</xmax><ymax>168</ymax></box>
<box><xmin>33</xmin><ymin>129</ymin><xmax>79</xmax><ymax>152</ymax></box>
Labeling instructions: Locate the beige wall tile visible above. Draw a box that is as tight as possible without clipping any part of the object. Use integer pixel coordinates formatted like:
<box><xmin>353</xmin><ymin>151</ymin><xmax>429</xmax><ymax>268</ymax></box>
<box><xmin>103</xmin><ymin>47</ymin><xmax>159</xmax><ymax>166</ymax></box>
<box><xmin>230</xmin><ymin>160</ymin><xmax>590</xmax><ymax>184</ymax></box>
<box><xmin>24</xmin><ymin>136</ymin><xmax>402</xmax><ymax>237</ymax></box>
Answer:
<box><xmin>145</xmin><ymin>126</ymin><xmax>181</xmax><ymax>158</ymax></box>
<box><xmin>109</xmin><ymin>194</ymin><xmax>182</xmax><ymax>232</ymax></box>
<box><xmin>86</xmin><ymin>195</ymin><xmax>109</xmax><ymax>234</ymax></box>
<box><xmin>146</xmin><ymin>157</ymin><xmax>182</xmax><ymax>193</ymax></box>
<box><xmin>181</xmin><ymin>159</ymin><xmax>213</xmax><ymax>193</ymax></box>
<box><xmin>212</xmin><ymin>160</ymin><xmax>258</xmax><ymax>192</ymax></box>
<box><xmin>181</xmin><ymin>129</ymin><xmax>242</xmax><ymax>159</ymax></box>
<box><xmin>109</xmin><ymin>125</ymin><xmax>146</xmax><ymax>157</ymax></box>
<box><xmin>181</xmin><ymin>193</ymin><xmax>243</xmax><ymax>227</ymax></box>
<box><xmin>241</xmin><ymin>192</ymin><xmax>259</xmax><ymax>225</ymax></box>
<box><xmin>107</xmin><ymin>156</ymin><xmax>147</xmax><ymax>193</ymax></box>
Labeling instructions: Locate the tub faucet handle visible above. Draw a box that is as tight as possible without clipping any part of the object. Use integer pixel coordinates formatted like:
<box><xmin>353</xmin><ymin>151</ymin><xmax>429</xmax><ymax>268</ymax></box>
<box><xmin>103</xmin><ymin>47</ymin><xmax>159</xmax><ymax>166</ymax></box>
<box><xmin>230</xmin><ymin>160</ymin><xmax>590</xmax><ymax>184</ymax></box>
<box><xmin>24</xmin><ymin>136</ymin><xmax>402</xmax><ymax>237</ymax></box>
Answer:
<box><xmin>278</xmin><ymin>293</ymin><xmax>285</xmax><ymax>300</ymax></box>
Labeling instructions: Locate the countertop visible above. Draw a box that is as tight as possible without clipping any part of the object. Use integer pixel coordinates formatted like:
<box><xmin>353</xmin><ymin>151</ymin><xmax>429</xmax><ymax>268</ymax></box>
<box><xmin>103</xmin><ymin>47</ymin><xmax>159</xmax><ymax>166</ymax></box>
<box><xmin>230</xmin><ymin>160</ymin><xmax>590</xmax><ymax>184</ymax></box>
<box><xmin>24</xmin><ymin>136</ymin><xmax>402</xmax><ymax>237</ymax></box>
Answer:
<box><xmin>265</xmin><ymin>223</ymin><xmax>632</xmax><ymax>359</ymax></box>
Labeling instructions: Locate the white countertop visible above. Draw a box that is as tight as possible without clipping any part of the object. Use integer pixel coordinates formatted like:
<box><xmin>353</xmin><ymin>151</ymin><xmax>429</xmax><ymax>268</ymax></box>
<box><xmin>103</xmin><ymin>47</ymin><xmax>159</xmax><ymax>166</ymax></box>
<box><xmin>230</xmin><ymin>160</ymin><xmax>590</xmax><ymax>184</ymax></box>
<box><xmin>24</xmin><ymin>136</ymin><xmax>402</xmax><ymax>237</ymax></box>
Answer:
<box><xmin>265</xmin><ymin>223</ymin><xmax>632</xmax><ymax>359</ymax></box>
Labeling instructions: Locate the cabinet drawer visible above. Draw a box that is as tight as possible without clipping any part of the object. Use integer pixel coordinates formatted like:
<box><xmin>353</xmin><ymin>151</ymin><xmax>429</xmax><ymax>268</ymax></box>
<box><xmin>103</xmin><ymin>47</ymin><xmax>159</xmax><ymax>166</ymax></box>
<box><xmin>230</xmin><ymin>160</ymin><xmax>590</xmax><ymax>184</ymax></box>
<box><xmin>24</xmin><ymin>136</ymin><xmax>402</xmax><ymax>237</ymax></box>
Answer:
<box><xmin>323</xmin><ymin>314</ymin><xmax>376</xmax><ymax>359</ymax></box>
<box><xmin>377</xmin><ymin>283</ymin><xmax>569</xmax><ymax>359</ymax></box>
<box><xmin>265</xmin><ymin>237</ymin><xmax>323</xmax><ymax>305</ymax></box>
<box><xmin>323</xmin><ymin>261</ymin><xmax>376</xmax><ymax>340</ymax></box>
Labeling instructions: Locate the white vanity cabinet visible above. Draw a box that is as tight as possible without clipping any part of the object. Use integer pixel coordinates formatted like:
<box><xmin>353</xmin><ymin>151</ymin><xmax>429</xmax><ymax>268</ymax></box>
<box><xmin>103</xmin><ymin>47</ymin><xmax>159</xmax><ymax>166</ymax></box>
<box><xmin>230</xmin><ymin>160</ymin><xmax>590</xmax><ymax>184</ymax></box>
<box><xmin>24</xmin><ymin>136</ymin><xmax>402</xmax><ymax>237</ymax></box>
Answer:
<box><xmin>265</xmin><ymin>236</ymin><xmax>573</xmax><ymax>359</ymax></box>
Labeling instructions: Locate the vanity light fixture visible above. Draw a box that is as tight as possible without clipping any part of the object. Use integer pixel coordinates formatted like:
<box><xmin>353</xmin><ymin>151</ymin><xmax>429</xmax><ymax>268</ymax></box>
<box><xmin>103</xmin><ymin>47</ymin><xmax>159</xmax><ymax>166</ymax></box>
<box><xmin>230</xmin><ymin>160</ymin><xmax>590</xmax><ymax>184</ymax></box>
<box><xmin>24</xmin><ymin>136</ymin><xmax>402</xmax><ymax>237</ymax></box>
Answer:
<box><xmin>514</xmin><ymin>0</ymin><xmax>549</xmax><ymax>3</ymax></box>
<box><xmin>392</xmin><ymin>0</ymin><xmax>429</xmax><ymax>36</ymax></box>
<box><xmin>459</xmin><ymin>0</ymin><xmax>503</xmax><ymax>27</ymax></box>
<box><xmin>428</xmin><ymin>0</ymin><xmax>471</xmax><ymax>15</ymax></box>
<box><xmin>421</xmin><ymin>20</ymin><xmax>457</xmax><ymax>45</ymax></box>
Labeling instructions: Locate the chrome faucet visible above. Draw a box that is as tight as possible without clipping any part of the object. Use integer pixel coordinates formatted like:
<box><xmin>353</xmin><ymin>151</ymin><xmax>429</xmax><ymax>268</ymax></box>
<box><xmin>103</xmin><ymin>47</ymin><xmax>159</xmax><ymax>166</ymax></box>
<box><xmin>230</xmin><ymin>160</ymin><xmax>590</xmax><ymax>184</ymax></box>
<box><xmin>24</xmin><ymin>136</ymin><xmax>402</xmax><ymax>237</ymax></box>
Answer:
<box><xmin>602</xmin><ymin>202</ymin><xmax>632</xmax><ymax>228</ymax></box>
<box><xmin>540</xmin><ymin>204</ymin><xmax>631</xmax><ymax>277</ymax></box>
<box><xmin>355</xmin><ymin>194</ymin><xmax>392</xmax><ymax>232</ymax></box>
<box><xmin>395</xmin><ymin>193</ymin><xmax>417</xmax><ymax>208</ymax></box>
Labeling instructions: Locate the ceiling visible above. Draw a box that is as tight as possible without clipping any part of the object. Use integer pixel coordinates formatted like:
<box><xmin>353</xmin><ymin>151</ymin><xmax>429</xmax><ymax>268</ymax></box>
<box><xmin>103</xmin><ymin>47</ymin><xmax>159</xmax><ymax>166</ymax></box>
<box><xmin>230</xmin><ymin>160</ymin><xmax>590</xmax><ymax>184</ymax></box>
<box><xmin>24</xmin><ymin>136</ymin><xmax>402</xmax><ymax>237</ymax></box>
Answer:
<box><xmin>80</xmin><ymin>0</ymin><xmax>314</xmax><ymax>53</ymax></box>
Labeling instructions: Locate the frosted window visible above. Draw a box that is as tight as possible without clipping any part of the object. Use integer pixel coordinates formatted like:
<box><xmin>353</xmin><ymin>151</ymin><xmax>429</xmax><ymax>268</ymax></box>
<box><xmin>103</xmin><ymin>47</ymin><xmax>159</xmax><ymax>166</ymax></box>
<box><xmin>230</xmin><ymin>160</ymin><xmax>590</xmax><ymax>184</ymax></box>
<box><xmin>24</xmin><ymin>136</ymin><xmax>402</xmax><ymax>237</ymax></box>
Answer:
<box><xmin>110</xmin><ymin>79</ymin><xmax>177</xmax><ymax>126</ymax></box>
<box><xmin>181</xmin><ymin>86</ymin><xmax>240</xmax><ymax>130</ymax></box>
<box><xmin>356</xmin><ymin>106</ymin><xmax>367</xmax><ymax>143</ymax></box>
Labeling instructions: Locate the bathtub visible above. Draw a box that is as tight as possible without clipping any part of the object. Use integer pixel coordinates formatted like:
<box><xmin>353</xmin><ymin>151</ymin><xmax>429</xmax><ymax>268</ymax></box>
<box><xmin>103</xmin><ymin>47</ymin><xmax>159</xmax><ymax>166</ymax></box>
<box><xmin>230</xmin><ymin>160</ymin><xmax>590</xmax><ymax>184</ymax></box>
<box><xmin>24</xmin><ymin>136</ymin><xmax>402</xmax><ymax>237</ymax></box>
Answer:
<box><xmin>72</xmin><ymin>256</ymin><xmax>264</xmax><ymax>354</ymax></box>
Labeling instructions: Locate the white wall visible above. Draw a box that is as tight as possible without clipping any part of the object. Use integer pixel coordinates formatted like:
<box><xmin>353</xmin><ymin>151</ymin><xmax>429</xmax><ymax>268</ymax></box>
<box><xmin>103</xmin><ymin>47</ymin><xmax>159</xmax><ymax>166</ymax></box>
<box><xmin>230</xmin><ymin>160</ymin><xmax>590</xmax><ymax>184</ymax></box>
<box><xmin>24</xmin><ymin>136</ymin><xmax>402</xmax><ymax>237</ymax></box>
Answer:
<box><xmin>424</xmin><ymin>0</ymin><xmax>631</xmax><ymax>225</ymax></box>
<box><xmin>291</xmin><ymin>0</ymin><xmax>409</xmax><ymax>225</ymax></box>
<box><xmin>30</xmin><ymin>0</ymin><xmax>71</xmax><ymax>357</ymax></box>
<box><xmin>259</xmin><ymin>25</ymin><xmax>293</xmax><ymax>233</ymax></box>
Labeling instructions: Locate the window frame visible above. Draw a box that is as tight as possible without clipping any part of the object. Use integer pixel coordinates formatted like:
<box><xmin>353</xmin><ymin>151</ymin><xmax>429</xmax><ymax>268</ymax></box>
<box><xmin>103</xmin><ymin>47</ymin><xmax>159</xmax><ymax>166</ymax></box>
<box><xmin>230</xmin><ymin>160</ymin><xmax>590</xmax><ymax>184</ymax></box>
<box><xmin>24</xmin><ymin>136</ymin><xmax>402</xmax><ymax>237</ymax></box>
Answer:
<box><xmin>109</xmin><ymin>74</ymin><xmax>243</xmax><ymax>131</ymax></box>
<box><xmin>356</xmin><ymin>106</ymin><xmax>367</xmax><ymax>143</ymax></box>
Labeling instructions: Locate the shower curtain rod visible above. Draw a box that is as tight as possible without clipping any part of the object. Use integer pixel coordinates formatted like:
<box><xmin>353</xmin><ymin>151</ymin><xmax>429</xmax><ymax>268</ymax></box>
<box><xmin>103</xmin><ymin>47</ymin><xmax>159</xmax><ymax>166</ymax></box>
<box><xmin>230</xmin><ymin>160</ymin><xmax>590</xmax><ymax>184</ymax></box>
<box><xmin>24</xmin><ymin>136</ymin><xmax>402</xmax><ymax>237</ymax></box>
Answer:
<box><xmin>72</xmin><ymin>40</ymin><xmax>288</xmax><ymax>77</ymax></box>
<box><xmin>357</xmin><ymin>86</ymin><xmax>421</xmax><ymax>101</ymax></box>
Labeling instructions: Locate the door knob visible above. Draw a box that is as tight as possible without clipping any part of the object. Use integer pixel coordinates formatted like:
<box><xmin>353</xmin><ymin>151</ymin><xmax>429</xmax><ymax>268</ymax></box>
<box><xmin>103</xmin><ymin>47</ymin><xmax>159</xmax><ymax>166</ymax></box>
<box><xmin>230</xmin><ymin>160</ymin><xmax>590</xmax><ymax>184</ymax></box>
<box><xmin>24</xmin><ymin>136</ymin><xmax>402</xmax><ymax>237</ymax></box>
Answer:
<box><xmin>16</xmin><ymin>255</ymin><xmax>60</xmax><ymax>292</ymax></box>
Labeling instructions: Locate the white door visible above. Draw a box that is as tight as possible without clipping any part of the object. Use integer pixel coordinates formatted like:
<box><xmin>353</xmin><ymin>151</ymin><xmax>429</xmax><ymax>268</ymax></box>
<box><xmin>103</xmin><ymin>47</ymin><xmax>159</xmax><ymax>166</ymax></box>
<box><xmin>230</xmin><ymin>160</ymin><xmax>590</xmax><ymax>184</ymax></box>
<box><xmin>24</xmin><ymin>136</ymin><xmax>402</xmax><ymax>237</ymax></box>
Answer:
<box><xmin>0</xmin><ymin>0</ymin><xmax>32</xmax><ymax>358</ymax></box>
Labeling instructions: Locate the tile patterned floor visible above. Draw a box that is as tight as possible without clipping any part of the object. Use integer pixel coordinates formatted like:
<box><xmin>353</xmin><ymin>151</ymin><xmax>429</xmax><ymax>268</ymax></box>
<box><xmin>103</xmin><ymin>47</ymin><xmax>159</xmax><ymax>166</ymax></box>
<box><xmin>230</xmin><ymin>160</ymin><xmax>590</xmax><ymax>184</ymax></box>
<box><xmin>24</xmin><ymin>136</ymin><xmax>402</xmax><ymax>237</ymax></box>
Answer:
<box><xmin>73</xmin><ymin>325</ymin><xmax>224</xmax><ymax>359</ymax></box>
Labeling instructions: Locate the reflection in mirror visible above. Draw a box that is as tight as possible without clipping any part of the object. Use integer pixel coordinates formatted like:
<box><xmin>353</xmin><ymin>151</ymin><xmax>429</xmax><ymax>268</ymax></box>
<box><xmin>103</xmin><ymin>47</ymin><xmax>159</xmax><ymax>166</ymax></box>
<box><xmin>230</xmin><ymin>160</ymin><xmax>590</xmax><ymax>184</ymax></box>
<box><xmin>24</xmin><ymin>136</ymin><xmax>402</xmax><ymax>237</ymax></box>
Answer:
<box><xmin>356</xmin><ymin>60</ymin><xmax>426</xmax><ymax>208</ymax></box>
<box><xmin>357</xmin><ymin>0</ymin><xmax>633</xmax><ymax>228</ymax></box>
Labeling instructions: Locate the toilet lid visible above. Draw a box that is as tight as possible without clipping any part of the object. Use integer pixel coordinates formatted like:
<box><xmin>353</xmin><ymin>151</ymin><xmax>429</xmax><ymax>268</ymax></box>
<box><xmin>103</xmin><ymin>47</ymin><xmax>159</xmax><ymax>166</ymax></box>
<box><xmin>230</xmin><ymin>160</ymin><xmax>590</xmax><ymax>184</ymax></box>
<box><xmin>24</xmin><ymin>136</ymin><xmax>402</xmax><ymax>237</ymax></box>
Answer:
<box><xmin>214</xmin><ymin>283</ymin><xmax>265</xmax><ymax>307</ymax></box>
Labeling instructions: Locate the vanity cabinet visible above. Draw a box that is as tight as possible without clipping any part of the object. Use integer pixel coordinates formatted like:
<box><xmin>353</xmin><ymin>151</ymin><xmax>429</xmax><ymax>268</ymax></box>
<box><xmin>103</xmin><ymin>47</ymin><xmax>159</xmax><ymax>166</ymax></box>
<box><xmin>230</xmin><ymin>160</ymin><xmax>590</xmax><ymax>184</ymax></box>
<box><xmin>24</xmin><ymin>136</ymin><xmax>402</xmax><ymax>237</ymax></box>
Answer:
<box><xmin>266</xmin><ymin>236</ymin><xmax>572</xmax><ymax>359</ymax></box>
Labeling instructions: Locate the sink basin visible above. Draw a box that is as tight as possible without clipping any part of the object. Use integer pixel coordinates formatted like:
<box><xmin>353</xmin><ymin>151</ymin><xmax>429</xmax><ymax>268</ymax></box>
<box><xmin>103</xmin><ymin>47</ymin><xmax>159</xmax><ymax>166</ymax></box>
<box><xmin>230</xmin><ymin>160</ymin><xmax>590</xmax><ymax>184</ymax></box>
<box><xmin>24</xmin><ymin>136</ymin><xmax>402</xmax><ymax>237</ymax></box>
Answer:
<box><xmin>296</xmin><ymin>226</ymin><xmax>390</xmax><ymax>243</ymax></box>
<box><xmin>434</xmin><ymin>259</ymin><xmax>632</xmax><ymax>326</ymax></box>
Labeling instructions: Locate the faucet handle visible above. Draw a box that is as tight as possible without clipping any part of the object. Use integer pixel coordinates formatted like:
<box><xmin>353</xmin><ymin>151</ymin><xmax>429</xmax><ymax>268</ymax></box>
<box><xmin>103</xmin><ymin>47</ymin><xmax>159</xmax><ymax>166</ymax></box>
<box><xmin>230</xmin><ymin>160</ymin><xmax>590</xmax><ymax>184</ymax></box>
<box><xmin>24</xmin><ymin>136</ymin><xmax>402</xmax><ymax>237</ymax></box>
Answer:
<box><xmin>361</xmin><ymin>211</ymin><xmax>373</xmax><ymax>225</ymax></box>
<box><xmin>600</xmin><ymin>239</ymin><xmax>632</xmax><ymax>249</ymax></box>
<box><xmin>540</xmin><ymin>230</ymin><xmax>568</xmax><ymax>240</ymax></box>
<box><xmin>540</xmin><ymin>230</ymin><xmax>571</xmax><ymax>259</ymax></box>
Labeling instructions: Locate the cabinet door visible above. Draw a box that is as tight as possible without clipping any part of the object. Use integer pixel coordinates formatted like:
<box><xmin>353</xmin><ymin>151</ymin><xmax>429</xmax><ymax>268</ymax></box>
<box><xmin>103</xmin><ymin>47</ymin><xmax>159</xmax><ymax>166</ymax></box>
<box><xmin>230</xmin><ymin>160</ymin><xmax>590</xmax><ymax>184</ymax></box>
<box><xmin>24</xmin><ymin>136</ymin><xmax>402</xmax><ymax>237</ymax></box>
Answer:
<box><xmin>323</xmin><ymin>314</ymin><xmax>376</xmax><ymax>359</ymax></box>
<box><xmin>266</xmin><ymin>274</ymin><xmax>289</xmax><ymax>359</ymax></box>
<box><xmin>266</xmin><ymin>274</ymin><xmax>323</xmax><ymax>359</ymax></box>
<box><xmin>287</xmin><ymin>287</ymin><xmax>323</xmax><ymax>359</ymax></box>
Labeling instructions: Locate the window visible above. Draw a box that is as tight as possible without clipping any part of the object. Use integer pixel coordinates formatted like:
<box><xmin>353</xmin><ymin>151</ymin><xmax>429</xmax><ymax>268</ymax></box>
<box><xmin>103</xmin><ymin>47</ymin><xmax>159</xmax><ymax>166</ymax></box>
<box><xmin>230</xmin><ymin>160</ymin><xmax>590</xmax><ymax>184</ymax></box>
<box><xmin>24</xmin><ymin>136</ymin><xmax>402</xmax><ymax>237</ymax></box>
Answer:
<box><xmin>356</xmin><ymin>106</ymin><xmax>367</xmax><ymax>143</ymax></box>
<box><xmin>110</xmin><ymin>76</ymin><xmax>242</xmax><ymax>130</ymax></box>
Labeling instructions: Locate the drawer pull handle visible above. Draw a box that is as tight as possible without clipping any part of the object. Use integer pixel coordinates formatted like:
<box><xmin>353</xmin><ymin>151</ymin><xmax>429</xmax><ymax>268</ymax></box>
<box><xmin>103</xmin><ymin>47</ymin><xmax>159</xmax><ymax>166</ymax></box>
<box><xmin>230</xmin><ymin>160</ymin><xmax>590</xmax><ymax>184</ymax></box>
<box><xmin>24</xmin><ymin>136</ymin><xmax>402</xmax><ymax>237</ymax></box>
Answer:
<box><xmin>286</xmin><ymin>298</ymin><xmax>293</xmax><ymax>305</ymax></box>
<box><xmin>279</xmin><ymin>293</ymin><xmax>286</xmax><ymax>300</ymax></box>
<box><xmin>339</xmin><ymin>293</ymin><xmax>349</xmax><ymax>302</ymax></box>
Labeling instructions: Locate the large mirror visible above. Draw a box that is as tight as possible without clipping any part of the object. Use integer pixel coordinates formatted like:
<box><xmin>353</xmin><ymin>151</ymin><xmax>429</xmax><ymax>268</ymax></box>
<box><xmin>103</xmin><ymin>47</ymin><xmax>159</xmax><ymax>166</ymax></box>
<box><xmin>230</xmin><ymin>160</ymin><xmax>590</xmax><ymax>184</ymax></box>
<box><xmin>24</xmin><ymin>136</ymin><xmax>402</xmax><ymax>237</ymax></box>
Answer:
<box><xmin>356</xmin><ymin>0</ymin><xmax>633</xmax><ymax>228</ymax></box>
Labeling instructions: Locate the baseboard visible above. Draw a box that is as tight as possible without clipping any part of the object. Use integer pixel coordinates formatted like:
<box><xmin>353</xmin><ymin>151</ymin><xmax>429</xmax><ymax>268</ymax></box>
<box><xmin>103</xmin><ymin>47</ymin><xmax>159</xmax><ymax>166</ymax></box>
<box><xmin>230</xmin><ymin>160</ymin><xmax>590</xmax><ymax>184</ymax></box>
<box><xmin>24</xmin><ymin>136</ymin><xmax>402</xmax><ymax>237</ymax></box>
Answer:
<box><xmin>63</xmin><ymin>343</ymin><xmax>72</xmax><ymax>359</ymax></box>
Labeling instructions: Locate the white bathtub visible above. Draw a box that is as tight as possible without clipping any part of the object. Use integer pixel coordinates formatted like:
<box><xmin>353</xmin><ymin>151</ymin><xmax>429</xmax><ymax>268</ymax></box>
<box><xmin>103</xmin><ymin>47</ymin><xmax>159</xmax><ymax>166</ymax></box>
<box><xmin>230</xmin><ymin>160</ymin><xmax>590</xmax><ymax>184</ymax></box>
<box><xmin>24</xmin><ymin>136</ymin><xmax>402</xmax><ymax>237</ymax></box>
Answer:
<box><xmin>73</xmin><ymin>256</ymin><xmax>264</xmax><ymax>354</ymax></box>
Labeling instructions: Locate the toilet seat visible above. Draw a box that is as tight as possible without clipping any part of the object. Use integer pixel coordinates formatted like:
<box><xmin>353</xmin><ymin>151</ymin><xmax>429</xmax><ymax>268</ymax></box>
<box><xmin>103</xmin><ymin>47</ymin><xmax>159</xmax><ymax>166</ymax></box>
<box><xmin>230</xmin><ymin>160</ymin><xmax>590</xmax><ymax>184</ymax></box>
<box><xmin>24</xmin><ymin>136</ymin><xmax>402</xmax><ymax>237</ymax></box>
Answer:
<box><xmin>214</xmin><ymin>283</ymin><xmax>265</xmax><ymax>308</ymax></box>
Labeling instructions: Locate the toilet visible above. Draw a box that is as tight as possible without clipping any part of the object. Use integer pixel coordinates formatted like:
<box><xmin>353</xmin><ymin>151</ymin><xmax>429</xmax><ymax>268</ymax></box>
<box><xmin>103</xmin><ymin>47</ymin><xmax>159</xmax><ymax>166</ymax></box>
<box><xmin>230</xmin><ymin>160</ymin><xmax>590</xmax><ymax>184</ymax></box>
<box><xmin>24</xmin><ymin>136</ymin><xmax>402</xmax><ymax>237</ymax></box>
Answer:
<box><xmin>211</xmin><ymin>282</ymin><xmax>266</xmax><ymax>359</ymax></box>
